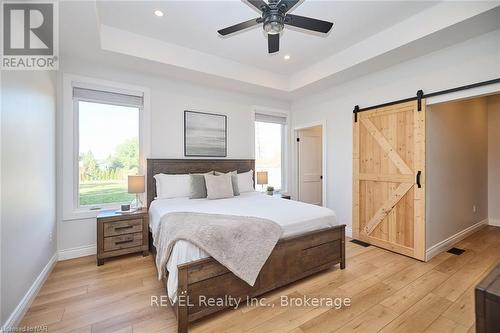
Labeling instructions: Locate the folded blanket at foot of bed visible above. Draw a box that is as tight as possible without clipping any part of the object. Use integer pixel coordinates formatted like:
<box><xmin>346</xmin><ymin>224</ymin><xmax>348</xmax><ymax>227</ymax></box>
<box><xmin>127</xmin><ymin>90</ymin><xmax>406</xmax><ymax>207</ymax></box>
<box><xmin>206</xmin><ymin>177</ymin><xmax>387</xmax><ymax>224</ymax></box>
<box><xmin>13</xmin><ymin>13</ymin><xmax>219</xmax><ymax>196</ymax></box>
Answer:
<box><xmin>154</xmin><ymin>212</ymin><xmax>283</xmax><ymax>286</ymax></box>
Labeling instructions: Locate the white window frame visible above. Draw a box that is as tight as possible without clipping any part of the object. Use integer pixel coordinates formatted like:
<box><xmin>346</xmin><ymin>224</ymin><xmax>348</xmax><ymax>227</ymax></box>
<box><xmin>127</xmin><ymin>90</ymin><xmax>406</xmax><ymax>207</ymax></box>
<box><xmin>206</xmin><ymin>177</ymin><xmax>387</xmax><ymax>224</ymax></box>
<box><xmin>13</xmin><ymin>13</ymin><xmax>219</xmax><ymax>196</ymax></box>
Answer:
<box><xmin>61</xmin><ymin>74</ymin><xmax>151</xmax><ymax>220</ymax></box>
<box><xmin>252</xmin><ymin>107</ymin><xmax>290</xmax><ymax>193</ymax></box>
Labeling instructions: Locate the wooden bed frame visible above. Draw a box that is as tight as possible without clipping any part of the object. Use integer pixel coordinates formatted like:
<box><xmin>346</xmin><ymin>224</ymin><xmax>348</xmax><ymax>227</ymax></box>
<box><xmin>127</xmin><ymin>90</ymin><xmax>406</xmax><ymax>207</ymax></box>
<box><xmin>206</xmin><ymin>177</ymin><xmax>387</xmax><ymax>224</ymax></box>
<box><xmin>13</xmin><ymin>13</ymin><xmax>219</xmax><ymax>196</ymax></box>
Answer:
<box><xmin>147</xmin><ymin>158</ymin><xmax>346</xmax><ymax>333</ymax></box>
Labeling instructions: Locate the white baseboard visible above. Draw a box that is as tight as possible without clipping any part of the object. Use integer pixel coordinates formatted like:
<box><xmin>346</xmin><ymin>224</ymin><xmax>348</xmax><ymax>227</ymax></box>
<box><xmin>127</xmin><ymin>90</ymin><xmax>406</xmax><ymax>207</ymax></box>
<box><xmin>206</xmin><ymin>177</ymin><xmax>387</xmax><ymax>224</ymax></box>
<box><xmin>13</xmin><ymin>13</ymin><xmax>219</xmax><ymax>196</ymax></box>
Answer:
<box><xmin>489</xmin><ymin>218</ymin><xmax>500</xmax><ymax>227</ymax></box>
<box><xmin>1</xmin><ymin>253</ymin><xmax>58</xmax><ymax>331</ymax></box>
<box><xmin>425</xmin><ymin>218</ymin><xmax>488</xmax><ymax>261</ymax></box>
<box><xmin>58</xmin><ymin>244</ymin><xmax>96</xmax><ymax>261</ymax></box>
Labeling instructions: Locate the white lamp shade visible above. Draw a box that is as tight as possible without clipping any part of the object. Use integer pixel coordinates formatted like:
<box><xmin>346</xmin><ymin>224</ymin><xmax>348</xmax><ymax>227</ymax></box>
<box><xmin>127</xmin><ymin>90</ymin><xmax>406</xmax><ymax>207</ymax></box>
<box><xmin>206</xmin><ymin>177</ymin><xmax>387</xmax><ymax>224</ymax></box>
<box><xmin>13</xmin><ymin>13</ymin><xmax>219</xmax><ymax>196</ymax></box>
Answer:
<box><xmin>256</xmin><ymin>171</ymin><xmax>268</xmax><ymax>185</ymax></box>
<box><xmin>128</xmin><ymin>175</ymin><xmax>145</xmax><ymax>193</ymax></box>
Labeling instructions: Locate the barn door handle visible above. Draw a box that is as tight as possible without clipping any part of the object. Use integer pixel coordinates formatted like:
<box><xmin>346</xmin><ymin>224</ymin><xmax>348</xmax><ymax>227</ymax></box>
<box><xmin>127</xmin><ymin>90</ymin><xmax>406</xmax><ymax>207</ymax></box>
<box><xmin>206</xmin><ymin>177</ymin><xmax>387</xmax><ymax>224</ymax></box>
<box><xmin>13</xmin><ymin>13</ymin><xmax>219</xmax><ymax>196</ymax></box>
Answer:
<box><xmin>416</xmin><ymin>171</ymin><xmax>422</xmax><ymax>188</ymax></box>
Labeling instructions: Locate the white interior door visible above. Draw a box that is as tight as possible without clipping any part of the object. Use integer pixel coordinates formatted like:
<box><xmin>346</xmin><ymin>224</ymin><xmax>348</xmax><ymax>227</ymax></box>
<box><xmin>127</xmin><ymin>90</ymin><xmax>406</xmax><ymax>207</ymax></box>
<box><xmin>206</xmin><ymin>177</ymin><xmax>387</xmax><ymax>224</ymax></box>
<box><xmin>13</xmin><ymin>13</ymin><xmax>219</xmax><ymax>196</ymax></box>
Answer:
<box><xmin>298</xmin><ymin>126</ymin><xmax>323</xmax><ymax>205</ymax></box>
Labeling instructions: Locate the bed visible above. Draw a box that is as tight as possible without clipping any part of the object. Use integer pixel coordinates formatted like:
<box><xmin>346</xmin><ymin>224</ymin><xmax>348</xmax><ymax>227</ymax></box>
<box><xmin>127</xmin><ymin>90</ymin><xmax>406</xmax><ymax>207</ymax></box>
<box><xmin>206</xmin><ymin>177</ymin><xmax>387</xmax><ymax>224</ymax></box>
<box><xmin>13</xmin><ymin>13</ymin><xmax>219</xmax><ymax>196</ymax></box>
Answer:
<box><xmin>147</xmin><ymin>159</ymin><xmax>346</xmax><ymax>333</ymax></box>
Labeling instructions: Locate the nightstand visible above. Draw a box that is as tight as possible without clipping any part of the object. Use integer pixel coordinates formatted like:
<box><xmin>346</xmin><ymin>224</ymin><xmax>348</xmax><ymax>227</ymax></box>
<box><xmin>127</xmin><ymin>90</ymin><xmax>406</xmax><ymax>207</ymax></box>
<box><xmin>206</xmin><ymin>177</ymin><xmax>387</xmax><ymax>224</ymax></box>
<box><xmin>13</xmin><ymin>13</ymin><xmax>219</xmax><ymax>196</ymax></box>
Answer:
<box><xmin>273</xmin><ymin>193</ymin><xmax>291</xmax><ymax>200</ymax></box>
<box><xmin>96</xmin><ymin>209</ymin><xmax>149</xmax><ymax>266</ymax></box>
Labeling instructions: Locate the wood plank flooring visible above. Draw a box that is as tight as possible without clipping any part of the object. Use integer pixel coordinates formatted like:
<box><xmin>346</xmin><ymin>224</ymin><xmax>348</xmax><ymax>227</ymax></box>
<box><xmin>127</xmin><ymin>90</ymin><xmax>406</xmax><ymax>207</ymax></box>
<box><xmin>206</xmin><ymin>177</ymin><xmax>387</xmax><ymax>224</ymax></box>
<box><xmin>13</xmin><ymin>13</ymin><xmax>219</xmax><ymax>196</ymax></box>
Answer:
<box><xmin>20</xmin><ymin>226</ymin><xmax>500</xmax><ymax>332</ymax></box>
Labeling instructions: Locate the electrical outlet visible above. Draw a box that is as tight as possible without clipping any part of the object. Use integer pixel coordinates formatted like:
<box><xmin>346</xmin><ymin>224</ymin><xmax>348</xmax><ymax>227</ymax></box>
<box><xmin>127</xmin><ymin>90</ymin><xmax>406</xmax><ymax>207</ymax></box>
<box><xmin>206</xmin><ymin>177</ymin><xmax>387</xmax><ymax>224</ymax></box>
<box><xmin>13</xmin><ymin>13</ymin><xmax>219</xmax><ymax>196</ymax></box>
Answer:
<box><xmin>473</xmin><ymin>205</ymin><xmax>477</xmax><ymax>214</ymax></box>
<box><xmin>49</xmin><ymin>232</ymin><xmax>53</xmax><ymax>242</ymax></box>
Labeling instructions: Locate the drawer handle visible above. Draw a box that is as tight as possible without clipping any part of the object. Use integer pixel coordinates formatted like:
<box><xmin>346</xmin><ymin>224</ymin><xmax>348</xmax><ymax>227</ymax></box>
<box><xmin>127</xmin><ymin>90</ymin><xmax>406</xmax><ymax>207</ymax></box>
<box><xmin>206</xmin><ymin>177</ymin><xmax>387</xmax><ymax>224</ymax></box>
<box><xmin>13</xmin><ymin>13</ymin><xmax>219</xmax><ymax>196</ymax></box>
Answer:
<box><xmin>115</xmin><ymin>240</ymin><xmax>133</xmax><ymax>245</ymax></box>
<box><xmin>115</xmin><ymin>225</ymin><xmax>134</xmax><ymax>230</ymax></box>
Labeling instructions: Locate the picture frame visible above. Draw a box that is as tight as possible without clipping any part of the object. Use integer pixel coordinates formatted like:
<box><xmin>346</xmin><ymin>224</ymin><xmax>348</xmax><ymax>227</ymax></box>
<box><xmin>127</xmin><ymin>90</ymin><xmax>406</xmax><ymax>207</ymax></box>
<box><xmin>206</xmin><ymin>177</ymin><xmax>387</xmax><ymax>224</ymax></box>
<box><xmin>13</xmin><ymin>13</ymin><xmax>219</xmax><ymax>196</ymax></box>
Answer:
<box><xmin>184</xmin><ymin>110</ymin><xmax>227</xmax><ymax>157</ymax></box>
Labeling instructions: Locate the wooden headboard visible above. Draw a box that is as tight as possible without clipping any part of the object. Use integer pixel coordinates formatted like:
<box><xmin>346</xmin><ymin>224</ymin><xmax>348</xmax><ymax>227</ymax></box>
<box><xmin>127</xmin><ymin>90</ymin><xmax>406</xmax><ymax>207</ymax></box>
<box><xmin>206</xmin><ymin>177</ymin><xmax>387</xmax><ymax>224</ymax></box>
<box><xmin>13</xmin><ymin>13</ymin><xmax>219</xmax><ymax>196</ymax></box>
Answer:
<box><xmin>146</xmin><ymin>159</ymin><xmax>255</xmax><ymax>208</ymax></box>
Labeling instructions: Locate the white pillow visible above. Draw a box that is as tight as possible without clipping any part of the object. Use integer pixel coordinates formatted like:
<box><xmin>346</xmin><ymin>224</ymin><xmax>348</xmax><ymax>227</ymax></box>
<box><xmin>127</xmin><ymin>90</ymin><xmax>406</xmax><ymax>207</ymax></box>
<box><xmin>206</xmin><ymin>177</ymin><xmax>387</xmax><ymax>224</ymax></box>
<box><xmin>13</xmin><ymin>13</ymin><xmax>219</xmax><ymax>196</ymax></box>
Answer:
<box><xmin>154</xmin><ymin>173</ymin><xmax>191</xmax><ymax>199</ymax></box>
<box><xmin>237</xmin><ymin>170</ymin><xmax>254</xmax><ymax>193</ymax></box>
<box><xmin>204</xmin><ymin>173</ymin><xmax>234</xmax><ymax>200</ymax></box>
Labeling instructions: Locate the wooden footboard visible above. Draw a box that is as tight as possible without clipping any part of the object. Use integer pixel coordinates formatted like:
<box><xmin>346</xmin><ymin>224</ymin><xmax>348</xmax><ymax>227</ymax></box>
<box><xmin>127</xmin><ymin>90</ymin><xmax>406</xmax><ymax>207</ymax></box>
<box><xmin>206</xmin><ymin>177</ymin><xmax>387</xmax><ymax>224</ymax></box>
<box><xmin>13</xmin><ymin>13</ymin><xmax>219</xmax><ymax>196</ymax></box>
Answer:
<box><xmin>170</xmin><ymin>225</ymin><xmax>346</xmax><ymax>333</ymax></box>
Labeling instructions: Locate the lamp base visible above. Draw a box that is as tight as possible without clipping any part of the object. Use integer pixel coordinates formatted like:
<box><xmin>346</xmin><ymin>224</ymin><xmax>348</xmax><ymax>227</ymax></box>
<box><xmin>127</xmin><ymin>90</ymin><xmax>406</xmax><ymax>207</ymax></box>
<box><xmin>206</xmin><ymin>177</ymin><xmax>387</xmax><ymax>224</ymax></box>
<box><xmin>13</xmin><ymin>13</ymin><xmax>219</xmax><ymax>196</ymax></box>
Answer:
<box><xmin>131</xmin><ymin>194</ymin><xmax>143</xmax><ymax>211</ymax></box>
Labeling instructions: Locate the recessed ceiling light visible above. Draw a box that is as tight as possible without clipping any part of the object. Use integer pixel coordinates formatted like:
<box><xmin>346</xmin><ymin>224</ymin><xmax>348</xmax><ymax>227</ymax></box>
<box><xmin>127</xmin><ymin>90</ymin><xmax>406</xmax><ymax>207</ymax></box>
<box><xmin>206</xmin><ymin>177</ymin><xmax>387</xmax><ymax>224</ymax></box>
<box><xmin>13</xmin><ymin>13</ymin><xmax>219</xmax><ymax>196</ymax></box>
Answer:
<box><xmin>284</xmin><ymin>55</ymin><xmax>291</xmax><ymax>60</ymax></box>
<box><xmin>154</xmin><ymin>10</ymin><xmax>164</xmax><ymax>17</ymax></box>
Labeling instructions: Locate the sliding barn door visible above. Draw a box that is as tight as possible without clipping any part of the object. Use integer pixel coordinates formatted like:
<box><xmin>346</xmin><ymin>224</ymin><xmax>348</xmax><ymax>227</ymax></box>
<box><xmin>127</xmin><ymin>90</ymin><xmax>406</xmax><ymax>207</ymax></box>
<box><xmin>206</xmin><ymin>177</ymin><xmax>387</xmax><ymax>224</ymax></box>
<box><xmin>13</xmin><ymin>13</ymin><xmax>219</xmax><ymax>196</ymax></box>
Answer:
<box><xmin>353</xmin><ymin>100</ymin><xmax>426</xmax><ymax>261</ymax></box>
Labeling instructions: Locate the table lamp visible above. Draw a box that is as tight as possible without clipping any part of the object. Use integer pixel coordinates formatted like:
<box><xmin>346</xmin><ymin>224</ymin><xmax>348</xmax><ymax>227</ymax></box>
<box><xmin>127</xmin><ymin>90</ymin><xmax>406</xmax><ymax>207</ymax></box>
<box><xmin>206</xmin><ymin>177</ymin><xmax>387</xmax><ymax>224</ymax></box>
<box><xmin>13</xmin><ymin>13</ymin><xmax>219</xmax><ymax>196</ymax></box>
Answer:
<box><xmin>128</xmin><ymin>175</ymin><xmax>145</xmax><ymax>210</ymax></box>
<box><xmin>256</xmin><ymin>171</ymin><xmax>268</xmax><ymax>191</ymax></box>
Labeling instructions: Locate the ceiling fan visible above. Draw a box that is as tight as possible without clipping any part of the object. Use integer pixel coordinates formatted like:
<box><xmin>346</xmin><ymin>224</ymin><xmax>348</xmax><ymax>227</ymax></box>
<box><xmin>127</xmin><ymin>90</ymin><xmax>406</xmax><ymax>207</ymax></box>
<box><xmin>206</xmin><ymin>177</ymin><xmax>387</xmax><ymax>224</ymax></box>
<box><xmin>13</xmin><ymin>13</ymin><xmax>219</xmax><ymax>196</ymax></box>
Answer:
<box><xmin>217</xmin><ymin>0</ymin><xmax>333</xmax><ymax>54</ymax></box>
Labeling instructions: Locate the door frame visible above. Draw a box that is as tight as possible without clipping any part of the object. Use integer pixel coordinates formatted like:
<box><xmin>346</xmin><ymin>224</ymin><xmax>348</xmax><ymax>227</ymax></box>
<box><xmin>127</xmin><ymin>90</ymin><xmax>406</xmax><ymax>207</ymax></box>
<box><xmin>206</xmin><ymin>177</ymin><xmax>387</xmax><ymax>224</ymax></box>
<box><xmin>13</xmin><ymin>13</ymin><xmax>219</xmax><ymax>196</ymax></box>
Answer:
<box><xmin>293</xmin><ymin>120</ymin><xmax>327</xmax><ymax>207</ymax></box>
<box><xmin>425</xmin><ymin>83</ymin><xmax>500</xmax><ymax>260</ymax></box>
<box><xmin>426</xmin><ymin>81</ymin><xmax>500</xmax><ymax>106</ymax></box>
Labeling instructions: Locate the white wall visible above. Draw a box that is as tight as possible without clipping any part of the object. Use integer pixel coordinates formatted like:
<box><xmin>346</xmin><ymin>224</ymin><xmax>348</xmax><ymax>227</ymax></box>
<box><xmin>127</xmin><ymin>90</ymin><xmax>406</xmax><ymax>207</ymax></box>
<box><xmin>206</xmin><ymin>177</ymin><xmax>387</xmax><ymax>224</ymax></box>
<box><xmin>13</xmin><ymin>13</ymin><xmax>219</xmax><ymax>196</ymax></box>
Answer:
<box><xmin>426</xmin><ymin>98</ymin><xmax>489</xmax><ymax>248</ymax></box>
<box><xmin>290</xmin><ymin>29</ymin><xmax>500</xmax><ymax>237</ymax></box>
<box><xmin>57</xmin><ymin>57</ymin><xmax>290</xmax><ymax>257</ymax></box>
<box><xmin>1</xmin><ymin>71</ymin><xmax>57</xmax><ymax>326</ymax></box>
<box><xmin>488</xmin><ymin>94</ymin><xmax>500</xmax><ymax>224</ymax></box>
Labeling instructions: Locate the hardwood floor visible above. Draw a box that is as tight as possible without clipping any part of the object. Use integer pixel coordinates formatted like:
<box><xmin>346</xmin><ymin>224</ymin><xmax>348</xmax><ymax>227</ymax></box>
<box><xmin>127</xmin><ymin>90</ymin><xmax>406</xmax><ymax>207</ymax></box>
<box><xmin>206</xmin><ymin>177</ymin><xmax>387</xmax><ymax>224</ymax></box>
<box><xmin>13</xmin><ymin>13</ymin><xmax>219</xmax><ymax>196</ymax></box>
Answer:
<box><xmin>20</xmin><ymin>226</ymin><xmax>500</xmax><ymax>332</ymax></box>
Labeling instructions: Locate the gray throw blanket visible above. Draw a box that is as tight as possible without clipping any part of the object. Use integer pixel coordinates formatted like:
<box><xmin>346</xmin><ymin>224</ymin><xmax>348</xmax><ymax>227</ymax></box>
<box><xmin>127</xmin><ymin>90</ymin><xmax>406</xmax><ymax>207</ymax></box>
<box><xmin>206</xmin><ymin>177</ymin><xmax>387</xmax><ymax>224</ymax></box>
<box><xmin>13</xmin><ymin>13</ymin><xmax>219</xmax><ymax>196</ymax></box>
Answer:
<box><xmin>154</xmin><ymin>212</ymin><xmax>282</xmax><ymax>286</ymax></box>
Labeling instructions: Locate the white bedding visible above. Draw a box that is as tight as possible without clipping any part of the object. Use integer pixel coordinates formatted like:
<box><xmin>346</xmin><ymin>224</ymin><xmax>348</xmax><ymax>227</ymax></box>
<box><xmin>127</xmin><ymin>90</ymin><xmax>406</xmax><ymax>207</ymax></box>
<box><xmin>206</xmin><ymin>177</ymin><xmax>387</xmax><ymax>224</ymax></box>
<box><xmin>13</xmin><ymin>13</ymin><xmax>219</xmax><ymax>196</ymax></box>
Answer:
<box><xmin>149</xmin><ymin>191</ymin><xmax>338</xmax><ymax>301</ymax></box>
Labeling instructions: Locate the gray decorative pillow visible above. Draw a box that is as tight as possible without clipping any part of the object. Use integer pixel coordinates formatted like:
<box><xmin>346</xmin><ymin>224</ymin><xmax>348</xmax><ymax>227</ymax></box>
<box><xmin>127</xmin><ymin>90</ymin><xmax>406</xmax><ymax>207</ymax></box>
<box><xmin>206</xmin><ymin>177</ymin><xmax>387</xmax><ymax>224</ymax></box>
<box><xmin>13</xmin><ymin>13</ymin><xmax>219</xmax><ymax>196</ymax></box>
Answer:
<box><xmin>204</xmin><ymin>173</ymin><xmax>234</xmax><ymax>200</ymax></box>
<box><xmin>189</xmin><ymin>171</ymin><xmax>214</xmax><ymax>199</ymax></box>
<box><xmin>214</xmin><ymin>170</ymin><xmax>240</xmax><ymax>196</ymax></box>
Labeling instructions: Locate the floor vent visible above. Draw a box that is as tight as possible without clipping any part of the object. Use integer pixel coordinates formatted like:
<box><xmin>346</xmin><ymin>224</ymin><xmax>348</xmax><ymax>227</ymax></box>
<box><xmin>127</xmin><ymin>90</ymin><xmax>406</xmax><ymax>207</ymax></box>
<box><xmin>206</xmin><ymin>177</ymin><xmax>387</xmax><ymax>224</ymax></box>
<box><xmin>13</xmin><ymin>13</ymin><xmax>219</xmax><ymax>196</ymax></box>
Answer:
<box><xmin>351</xmin><ymin>239</ymin><xmax>371</xmax><ymax>247</ymax></box>
<box><xmin>447</xmin><ymin>247</ymin><xmax>465</xmax><ymax>255</ymax></box>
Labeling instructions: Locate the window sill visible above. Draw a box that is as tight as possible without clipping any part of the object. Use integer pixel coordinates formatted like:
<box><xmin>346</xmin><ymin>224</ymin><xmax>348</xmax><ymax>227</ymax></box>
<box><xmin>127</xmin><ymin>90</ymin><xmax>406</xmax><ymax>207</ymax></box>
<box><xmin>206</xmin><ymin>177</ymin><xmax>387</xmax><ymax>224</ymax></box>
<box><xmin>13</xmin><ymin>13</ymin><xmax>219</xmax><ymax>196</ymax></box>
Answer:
<box><xmin>63</xmin><ymin>204</ymin><xmax>123</xmax><ymax>221</ymax></box>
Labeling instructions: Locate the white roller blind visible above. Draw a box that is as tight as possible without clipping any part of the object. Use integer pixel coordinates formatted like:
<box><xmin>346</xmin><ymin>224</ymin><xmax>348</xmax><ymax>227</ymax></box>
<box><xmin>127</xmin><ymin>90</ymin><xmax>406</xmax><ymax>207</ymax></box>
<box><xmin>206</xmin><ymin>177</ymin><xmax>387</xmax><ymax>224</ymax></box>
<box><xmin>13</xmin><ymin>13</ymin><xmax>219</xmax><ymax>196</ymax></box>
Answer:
<box><xmin>73</xmin><ymin>87</ymin><xmax>143</xmax><ymax>108</ymax></box>
<box><xmin>255</xmin><ymin>112</ymin><xmax>287</xmax><ymax>125</ymax></box>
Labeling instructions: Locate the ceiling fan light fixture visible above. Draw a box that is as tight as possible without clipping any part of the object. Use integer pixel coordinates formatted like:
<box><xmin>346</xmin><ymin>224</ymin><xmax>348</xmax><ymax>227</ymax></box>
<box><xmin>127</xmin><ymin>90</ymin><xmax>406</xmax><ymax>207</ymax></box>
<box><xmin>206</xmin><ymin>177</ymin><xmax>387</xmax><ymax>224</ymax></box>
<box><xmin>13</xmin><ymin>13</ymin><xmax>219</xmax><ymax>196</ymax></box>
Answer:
<box><xmin>264</xmin><ymin>21</ymin><xmax>283</xmax><ymax>34</ymax></box>
<box><xmin>263</xmin><ymin>13</ymin><xmax>284</xmax><ymax>35</ymax></box>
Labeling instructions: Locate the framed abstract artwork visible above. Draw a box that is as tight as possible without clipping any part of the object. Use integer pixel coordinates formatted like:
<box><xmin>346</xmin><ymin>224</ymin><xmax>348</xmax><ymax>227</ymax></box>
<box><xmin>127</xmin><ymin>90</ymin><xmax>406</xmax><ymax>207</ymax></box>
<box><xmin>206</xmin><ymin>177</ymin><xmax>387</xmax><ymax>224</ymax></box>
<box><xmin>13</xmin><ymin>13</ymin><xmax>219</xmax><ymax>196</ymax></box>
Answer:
<box><xmin>184</xmin><ymin>111</ymin><xmax>227</xmax><ymax>157</ymax></box>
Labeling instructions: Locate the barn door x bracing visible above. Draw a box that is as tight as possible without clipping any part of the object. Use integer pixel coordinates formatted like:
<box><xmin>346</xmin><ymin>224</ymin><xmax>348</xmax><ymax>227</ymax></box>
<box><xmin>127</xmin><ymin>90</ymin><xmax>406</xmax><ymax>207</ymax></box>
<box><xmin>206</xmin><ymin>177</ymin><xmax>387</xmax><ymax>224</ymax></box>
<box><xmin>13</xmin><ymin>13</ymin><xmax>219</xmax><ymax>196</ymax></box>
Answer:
<box><xmin>353</xmin><ymin>100</ymin><xmax>426</xmax><ymax>261</ymax></box>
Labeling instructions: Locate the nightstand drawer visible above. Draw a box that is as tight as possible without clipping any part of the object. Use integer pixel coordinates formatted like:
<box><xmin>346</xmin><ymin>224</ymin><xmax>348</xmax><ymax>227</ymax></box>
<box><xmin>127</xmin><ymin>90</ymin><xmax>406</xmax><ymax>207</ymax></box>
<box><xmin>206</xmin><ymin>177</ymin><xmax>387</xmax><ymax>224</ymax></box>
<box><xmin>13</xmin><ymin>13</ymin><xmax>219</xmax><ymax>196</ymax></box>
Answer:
<box><xmin>103</xmin><ymin>219</ymin><xmax>143</xmax><ymax>237</ymax></box>
<box><xmin>104</xmin><ymin>233</ymin><xmax>143</xmax><ymax>252</ymax></box>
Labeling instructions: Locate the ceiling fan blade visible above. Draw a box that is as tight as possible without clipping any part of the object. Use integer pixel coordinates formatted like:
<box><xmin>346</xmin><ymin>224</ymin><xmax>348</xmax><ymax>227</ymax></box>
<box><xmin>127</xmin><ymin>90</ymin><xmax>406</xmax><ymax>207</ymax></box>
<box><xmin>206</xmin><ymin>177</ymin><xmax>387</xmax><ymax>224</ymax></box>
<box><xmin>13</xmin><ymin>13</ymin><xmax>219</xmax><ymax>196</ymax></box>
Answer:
<box><xmin>268</xmin><ymin>33</ymin><xmax>279</xmax><ymax>53</ymax></box>
<box><xmin>246</xmin><ymin>0</ymin><xmax>270</xmax><ymax>12</ymax></box>
<box><xmin>285</xmin><ymin>14</ymin><xmax>333</xmax><ymax>33</ymax></box>
<box><xmin>218</xmin><ymin>18</ymin><xmax>261</xmax><ymax>36</ymax></box>
<box><xmin>276</xmin><ymin>0</ymin><xmax>300</xmax><ymax>13</ymax></box>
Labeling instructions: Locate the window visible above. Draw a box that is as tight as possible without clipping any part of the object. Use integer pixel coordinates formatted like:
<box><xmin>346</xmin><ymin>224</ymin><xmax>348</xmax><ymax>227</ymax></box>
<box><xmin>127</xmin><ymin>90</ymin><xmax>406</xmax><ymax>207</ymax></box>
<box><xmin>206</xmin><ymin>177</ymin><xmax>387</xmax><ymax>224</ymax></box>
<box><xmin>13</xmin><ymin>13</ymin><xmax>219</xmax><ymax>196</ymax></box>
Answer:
<box><xmin>74</xmin><ymin>87</ymin><xmax>143</xmax><ymax>207</ymax></box>
<box><xmin>255</xmin><ymin>113</ymin><xmax>287</xmax><ymax>191</ymax></box>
